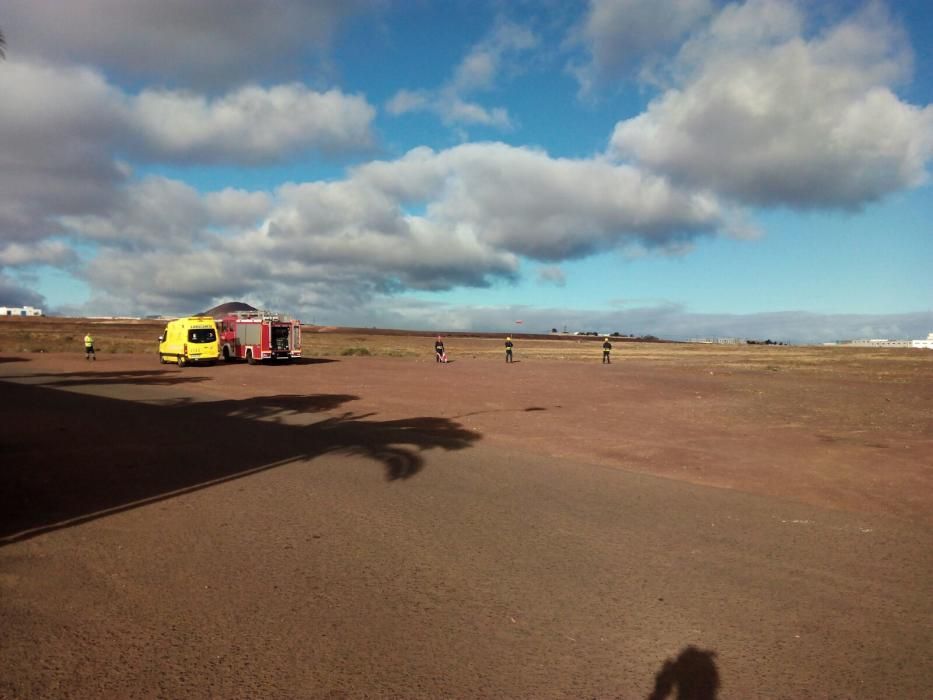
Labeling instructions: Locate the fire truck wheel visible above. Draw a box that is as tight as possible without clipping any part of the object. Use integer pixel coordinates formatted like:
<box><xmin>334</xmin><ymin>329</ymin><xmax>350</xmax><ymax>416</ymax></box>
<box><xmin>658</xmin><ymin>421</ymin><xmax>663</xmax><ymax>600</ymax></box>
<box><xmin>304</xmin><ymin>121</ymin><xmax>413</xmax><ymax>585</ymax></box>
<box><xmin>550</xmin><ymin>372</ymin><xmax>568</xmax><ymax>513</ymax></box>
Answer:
<box><xmin>222</xmin><ymin>346</ymin><xmax>230</xmax><ymax>361</ymax></box>
<box><xmin>177</xmin><ymin>355</ymin><xmax>186</xmax><ymax>368</ymax></box>
<box><xmin>247</xmin><ymin>350</ymin><xmax>256</xmax><ymax>365</ymax></box>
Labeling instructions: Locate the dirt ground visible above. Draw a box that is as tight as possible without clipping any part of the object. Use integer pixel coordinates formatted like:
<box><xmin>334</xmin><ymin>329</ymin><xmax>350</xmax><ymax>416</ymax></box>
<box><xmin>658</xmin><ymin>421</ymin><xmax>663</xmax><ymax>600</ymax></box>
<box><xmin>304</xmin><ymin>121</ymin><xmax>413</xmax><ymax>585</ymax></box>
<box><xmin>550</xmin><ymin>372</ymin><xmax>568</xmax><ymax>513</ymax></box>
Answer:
<box><xmin>1</xmin><ymin>324</ymin><xmax>931</xmax><ymax>698</ymax></box>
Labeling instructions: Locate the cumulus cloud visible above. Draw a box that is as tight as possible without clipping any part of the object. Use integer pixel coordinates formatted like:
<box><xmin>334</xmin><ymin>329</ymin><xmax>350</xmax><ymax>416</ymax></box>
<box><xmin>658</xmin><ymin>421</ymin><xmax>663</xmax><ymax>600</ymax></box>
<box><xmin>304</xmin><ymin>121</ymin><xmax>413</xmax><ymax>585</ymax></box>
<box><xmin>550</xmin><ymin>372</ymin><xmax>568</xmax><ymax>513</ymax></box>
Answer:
<box><xmin>0</xmin><ymin>61</ymin><xmax>128</xmax><ymax>241</ymax></box>
<box><xmin>386</xmin><ymin>89</ymin><xmax>429</xmax><ymax>115</ymax></box>
<box><xmin>203</xmin><ymin>189</ymin><xmax>274</xmax><ymax>229</ymax></box>
<box><xmin>130</xmin><ymin>85</ymin><xmax>376</xmax><ymax>163</ymax></box>
<box><xmin>0</xmin><ymin>241</ymin><xmax>77</xmax><ymax>267</ymax></box>
<box><xmin>395</xmin><ymin>143</ymin><xmax>729</xmax><ymax>259</ymax></box>
<box><xmin>79</xmin><ymin>241</ymin><xmax>506</xmax><ymax>320</ymax></box>
<box><xmin>387</xmin><ymin>20</ymin><xmax>538</xmax><ymax>130</ymax></box>
<box><xmin>83</xmin><ymin>248</ymin><xmax>254</xmax><ymax>315</ymax></box>
<box><xmin>568</xmin><ymin>0</ymin><xmax>714</xmax><ymax>94</ymax></box>
<box><xmin>66</xmin><ymin>142</ymin><xmax>735</xmax><ymax>316</ymax></box>
<box><xmin>249</xmin><ymin>179</ymin><xmax>522</xmax><ymax>292</ymax></box>
<box><xmin>1</xmin><ymin>0</ymin><xmax>384</xmax><ymax>89</ymax></box>
<box><xmin>59</xmin><ymin>177</ymin><xmax>273</xmax><ymax>253</ymax></box>
<box><xmin>0</xmin><ymin>60</ymin><xmax>376</xmax><ymax>242</ymax></box>
<box><xmin>451</xmin><ymin>22</ymin><xmax>538</xmax><ymax>92</ymax></box>
<box><xmin>609</xmin><ymin>0</ymin><xmax>933</xmax><ymax>208</ymax></box>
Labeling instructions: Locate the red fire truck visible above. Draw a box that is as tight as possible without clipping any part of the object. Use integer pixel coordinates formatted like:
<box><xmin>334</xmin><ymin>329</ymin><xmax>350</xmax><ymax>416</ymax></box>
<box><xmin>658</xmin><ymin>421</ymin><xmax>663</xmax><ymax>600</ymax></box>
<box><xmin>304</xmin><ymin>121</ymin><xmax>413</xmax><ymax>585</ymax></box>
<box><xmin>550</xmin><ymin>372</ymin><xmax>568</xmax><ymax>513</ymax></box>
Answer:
<box><xmin>216</xmin><ymin>311</ymin><xmax>302</xmax><ymax>364</ymax></box>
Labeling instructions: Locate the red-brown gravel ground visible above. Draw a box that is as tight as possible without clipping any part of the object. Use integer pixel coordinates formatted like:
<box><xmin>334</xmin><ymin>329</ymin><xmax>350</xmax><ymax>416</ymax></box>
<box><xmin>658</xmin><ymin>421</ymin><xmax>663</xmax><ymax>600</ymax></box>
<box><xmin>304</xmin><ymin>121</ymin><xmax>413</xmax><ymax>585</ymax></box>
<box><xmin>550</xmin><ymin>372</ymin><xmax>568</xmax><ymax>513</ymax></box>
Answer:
<box><xmin>1</xmin><ymin>343</ymin><xmax>931</xmax><ymax>698</ymax></box>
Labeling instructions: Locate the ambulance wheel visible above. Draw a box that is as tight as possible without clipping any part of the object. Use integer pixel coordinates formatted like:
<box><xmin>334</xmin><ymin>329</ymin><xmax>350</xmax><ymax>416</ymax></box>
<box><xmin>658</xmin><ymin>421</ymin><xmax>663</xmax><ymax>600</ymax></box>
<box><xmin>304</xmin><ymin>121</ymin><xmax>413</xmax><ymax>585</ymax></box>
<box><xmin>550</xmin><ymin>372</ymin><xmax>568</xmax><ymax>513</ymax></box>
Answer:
<box><xmin>177</xmin><ymin>355</ymin><xmax>186</xmax><ymax>368</ymax></box>
<box><xmin>246</xmin><ymin>350</ymin><xmax>255</xmax><ymax>365</ymax></box>
<box><xmin>159</xmin><ymin>353</ymin><xmax>166</xmax><ymax>364</ymax></box>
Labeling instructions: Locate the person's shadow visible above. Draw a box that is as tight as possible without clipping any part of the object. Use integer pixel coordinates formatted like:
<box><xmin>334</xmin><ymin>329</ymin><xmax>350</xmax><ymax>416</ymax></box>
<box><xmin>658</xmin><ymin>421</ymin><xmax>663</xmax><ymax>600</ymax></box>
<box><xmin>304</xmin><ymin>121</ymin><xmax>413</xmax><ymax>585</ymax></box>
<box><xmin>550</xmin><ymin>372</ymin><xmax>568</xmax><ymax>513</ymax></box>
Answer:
<box><xmin>647</xmin><ymin>646</ymin><xmax>720</xmax><ymax>700</ymax></box>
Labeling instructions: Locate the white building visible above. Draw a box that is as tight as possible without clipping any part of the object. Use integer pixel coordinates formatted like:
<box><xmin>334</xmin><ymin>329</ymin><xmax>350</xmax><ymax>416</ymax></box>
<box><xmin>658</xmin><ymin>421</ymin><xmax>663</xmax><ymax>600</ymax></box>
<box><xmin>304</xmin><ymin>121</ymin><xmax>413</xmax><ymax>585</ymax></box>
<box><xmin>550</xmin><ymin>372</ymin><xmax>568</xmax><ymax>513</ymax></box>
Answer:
<box><xmin>911</xmin><ymin>333</ymin><xmax>933</xmax><ymax>350</ymax></box>
<box><xmin>848</xmin><ymin>338</ymin><xmax>911</xmax><ymax>347</ymax></box>
<box><xmin>845</xmin><ymin>333</ymin><xmax>933</xmax><ymax>349</ymax></box>
<box><xmin>0</xmin><ymin>305</ymin><xmax>43</xmax><ymax>317</ymax></box>
<box><xmin>688</xmin><ymin>337</ymin><xmax>744</xmax><ymax>344</ymax></box>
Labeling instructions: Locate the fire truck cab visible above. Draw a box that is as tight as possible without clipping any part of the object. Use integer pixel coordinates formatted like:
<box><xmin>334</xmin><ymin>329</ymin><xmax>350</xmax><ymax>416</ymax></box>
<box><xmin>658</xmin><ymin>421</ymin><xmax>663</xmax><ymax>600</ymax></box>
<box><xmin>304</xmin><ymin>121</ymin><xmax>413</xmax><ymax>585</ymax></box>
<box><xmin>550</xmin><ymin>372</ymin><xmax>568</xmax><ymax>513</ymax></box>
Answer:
<box><xmin>217</xmin><ymin>311</ymin><xmax>301</xmax><ymax>364</ymax></box>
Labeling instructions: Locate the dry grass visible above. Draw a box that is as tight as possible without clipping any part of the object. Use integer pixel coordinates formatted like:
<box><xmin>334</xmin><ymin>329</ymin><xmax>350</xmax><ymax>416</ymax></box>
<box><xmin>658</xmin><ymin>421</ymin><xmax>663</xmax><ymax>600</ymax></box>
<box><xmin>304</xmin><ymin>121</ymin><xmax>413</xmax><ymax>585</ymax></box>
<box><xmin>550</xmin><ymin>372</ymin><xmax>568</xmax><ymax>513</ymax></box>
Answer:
<box><xmin>0</xmin><ymin>318</ymin><xmax>160</xmax><ymax>354</ymax></box>
<box><xmin>0</xmin><ymin>316</ymin><xmax>929</xmax><ymax>380</ymax></box>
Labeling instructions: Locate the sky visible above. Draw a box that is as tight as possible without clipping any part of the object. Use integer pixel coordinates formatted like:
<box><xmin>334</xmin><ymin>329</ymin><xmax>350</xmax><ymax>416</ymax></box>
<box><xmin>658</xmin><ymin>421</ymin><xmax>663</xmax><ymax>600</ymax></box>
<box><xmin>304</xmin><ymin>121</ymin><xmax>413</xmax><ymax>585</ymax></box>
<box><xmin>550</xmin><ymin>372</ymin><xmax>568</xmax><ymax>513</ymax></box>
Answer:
<box><xmin>0</xmin><ymin>0</ymin><xmax>931</xmax><ymax>343</ymax></box>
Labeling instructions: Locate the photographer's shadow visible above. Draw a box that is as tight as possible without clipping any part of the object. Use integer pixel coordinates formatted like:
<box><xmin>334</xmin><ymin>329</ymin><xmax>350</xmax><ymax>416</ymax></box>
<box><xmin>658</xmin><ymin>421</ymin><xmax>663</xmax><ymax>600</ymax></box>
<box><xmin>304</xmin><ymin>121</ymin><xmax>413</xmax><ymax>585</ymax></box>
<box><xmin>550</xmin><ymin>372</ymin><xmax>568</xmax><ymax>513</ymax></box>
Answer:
<box><xmin>647</xmin><ymin>646</ymin><xmax>720</xmax><ymax>700</ymax></box>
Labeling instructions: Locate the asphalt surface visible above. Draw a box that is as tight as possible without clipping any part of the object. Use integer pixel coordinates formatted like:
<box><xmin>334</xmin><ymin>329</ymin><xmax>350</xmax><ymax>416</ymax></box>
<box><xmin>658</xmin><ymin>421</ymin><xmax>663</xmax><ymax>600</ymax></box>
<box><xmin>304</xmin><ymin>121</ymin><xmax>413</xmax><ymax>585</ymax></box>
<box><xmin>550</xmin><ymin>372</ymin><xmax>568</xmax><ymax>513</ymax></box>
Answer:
<box><xmin>1</xmin><ymin>354</ymin><xmax>931</xmax><ymax>698</ymax></box>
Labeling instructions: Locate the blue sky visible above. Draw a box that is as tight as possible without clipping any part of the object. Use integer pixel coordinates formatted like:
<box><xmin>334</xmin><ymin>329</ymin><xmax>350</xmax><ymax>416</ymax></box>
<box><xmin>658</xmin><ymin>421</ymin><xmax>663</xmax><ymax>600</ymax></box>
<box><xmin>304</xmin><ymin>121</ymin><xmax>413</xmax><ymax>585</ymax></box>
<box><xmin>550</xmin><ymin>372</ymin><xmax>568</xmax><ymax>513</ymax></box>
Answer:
<box><xmin>0</xmin><ymin>0</ymin><xmax>930</xmax><ymax>342</ymax></box>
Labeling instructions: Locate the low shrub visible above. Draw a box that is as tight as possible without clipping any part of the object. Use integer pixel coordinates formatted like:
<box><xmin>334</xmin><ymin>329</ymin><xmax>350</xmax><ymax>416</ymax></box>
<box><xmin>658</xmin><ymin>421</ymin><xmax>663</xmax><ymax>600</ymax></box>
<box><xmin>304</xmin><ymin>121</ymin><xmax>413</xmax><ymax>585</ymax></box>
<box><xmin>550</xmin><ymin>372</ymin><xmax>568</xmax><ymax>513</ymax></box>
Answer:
<box><xmin>340</xmin><ymin>347</ymin><xmax>372</xmax><ymax>356</ymax></box>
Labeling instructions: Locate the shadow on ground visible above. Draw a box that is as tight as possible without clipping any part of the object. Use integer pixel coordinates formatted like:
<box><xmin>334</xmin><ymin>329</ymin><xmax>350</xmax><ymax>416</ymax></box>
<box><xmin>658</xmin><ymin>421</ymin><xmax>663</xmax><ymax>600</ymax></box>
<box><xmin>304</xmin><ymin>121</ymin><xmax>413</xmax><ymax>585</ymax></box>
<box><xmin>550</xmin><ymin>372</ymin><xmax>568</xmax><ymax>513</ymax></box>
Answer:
<box><xmin>0</xmin><ymin>379</ymin><xmax>480</xmax><ymax>544</ymax></box>
<box><xmin>647</xmin><ymin>646</ymin><xmax>720</xmax><ymax>700</ymax></box>
<box><xmin>13</xmin><ymin>369</ymin><xmax>213</xmax><ymax>387</ymax></box>
<box><xmin>286</xmin><ymin>357</ymin><xmax>339</xmax><ymax>365</ymax></box>
<box><xmin>198</xmin><ymin>357</ymin><xmax>339</xmax><ymax>366</ymax></box>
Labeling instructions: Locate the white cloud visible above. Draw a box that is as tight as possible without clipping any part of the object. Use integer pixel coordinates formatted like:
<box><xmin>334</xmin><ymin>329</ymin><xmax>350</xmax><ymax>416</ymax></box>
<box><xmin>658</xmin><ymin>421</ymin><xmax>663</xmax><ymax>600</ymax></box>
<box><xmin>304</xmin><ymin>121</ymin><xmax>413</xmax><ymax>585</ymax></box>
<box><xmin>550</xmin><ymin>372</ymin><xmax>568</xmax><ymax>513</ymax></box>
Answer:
<box><xmin>568</xmin><ymin>0</ymin><xmax>714</xmax><ymax>94</ymax></box>
<box><xmin>609</xmin><ymin>0</ymin><xmax>933</xmax><ymax>208</ymax></box>
<box><xmin>386</xmin><ymin>20</ymin><xmax>538</xmax><ymax>130</ymax></box>
<box><xmin>0</xmin><ymin>241</ymin><xmax>77</xmax><ymax>267</ymax></box>
<box><xmin>0</xmin><ymin>60</ymin><xmax>376</xmax><ymax>243</ymax></box>
<box><xmin>386</xmin><ymin>89</ymin><xmax>429</xmax><ymax>115</ymax></box>
<box><xmin>58</xmin><ymin>177</ymin><xmax>273</xmax><ymax>252</ymax></box>
<box><xmin>1</xmin><ymin>0</ymin><xmax>385</xmax><ymax>89</ymax></box>
<box><xmin>675</xmin><ymin>0</ymin><xmax>802</xmax><ymax>65</ymax></box>
<box><xmin>131</xmin><ymin>85</ymin><xmax>376</xmax><ymax>163</ymax></box>
<box><xmin>452</xmin><ymin>21</ymin><xmax>538</xmax><ymax>92</ymax></box>
<box><xmin>64</xmin><ymin>142</ymin><xmax>735</xmax><ymax>316</ymax></box>
<box><xmin>407</xmin><ymin>143</ymin><xmax>728</xmax><ymax>259</ymax></box>
<box><xmin>234</xmin><ymin>172</ymin><xmax>523</xmax><ymax>292</ymax></box>
<box><xmin>442</xmin><ymin>100</ymin><xmax>512</xmax><ymax>129</ymax></box>
<box><xmin>0</xmin><ymin>61</ymin><xmax>128</xmax><ymax>241</ymax></box>
<box><xmin>82</xmin><ymin>248</ymin><xmax>248</xmax><ymax>316</ymax></box>
<box><xmin>203</xmin><ymin>189</ymin><xmax>274</xmax><ymax>229</ymax></box>
<box><xmin>264</xmin><ymin>141</ymin><xmax>730</xmax><ymax>266</ymax></box>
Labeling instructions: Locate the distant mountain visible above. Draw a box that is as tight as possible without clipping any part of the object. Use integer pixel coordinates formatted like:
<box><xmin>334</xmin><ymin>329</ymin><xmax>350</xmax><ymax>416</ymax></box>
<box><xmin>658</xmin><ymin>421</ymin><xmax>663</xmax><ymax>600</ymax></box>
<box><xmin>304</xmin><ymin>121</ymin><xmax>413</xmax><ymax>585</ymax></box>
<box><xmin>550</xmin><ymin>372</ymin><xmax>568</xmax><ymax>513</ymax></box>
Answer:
<box><xmin>200</xmin><ymin>301</ymin><xmax>257</xmax><ymax>317</ymax></box>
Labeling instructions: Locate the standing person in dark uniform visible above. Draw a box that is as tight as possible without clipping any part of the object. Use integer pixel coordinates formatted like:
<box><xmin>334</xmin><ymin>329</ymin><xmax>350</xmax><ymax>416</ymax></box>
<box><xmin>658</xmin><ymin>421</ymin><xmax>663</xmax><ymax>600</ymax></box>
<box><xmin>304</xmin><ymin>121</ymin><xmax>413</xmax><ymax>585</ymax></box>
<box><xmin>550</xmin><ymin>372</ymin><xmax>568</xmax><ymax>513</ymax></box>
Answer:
<box><xmin>434</xmin><ymin>336</ymin><xmax>447</xmax><ymax>363</ymax></box>
<box><xmin>505</xmin><ymin>336</ymin><xmax>513</xmax><ymax>363</ymax></box>
<box><xmin>602</xmin><ymin>337</ymin><xmax>612</xmax><ymax>364</ymax></box>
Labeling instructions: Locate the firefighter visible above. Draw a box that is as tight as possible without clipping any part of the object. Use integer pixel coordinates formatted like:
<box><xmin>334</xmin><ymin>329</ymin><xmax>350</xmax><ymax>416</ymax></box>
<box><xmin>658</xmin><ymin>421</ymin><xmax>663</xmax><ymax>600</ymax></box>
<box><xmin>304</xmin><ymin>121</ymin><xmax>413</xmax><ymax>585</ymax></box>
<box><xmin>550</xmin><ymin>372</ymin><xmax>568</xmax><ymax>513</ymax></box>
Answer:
<box><xmin>84</xmin><ymin>332</ymin><xmax>96</xmax><ymax>360</ymax></box>
<box><xmin>602</xmin><ymin>337</ymin><xmax>612</xmax><ymax>364</ymax></box>
<box><xmin>505</xmin><ymin>336</ymin><xmax>513</xmax><ymax>363</ymax></box>
<box><xmin>434</xmin><ymin>336</ymin><xmax>447</xmax><ymax>363</ymax></box>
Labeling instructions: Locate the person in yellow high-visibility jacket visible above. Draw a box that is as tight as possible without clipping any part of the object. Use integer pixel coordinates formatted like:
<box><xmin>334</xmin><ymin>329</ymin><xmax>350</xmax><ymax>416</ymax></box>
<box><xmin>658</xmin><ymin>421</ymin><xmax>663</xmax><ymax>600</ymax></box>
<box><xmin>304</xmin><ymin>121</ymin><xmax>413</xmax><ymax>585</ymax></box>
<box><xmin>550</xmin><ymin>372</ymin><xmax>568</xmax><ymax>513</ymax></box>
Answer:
<box><xmin>84</xmin><ymin>333</ymin><xmax>96</xmax><ymax>360</ymax></box>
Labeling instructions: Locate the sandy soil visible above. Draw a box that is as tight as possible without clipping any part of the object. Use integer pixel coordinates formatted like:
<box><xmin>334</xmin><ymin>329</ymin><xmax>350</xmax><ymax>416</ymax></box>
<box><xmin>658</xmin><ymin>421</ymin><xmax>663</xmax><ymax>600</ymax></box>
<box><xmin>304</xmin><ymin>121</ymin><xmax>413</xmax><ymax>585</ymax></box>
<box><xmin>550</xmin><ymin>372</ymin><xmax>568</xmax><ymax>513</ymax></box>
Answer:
<box><xmin>1</xmin><ymin>344</ymin><xmax>931</xmax><ymax>698</ymax></box>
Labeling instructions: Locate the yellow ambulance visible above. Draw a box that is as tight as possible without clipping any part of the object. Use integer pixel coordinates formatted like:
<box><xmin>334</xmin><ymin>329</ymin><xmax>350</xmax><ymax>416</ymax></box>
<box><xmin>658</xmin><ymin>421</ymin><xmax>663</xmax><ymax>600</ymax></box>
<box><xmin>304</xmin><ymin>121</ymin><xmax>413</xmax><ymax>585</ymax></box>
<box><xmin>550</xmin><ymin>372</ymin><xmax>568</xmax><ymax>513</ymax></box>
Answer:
<box><xmin>158</xmin><ymin>316</ymin><xmax>220</xmax><ymax>366</ymax></box>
